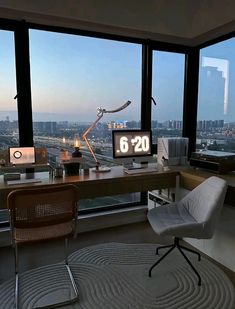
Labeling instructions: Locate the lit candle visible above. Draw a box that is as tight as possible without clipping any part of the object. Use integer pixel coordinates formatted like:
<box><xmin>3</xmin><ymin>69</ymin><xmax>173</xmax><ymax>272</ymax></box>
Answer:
<box><xmin>74</xmin><ymin>139</ymin><xmax>80</xmax><ymax>148</ymax></box>
<box><xmin>62</xmin><ymin>137</ymin><xmax>66</xmax><ymax>144</ymax></box>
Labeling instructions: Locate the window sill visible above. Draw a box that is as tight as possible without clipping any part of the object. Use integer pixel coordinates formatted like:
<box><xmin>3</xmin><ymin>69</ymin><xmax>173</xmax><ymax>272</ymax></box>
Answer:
<box><xmin>77</xmin><ymin>205</ymin><xmax>148</xmax><ymax>233</ymax></box>
<box><xmin>0</xmin><ymin>205</ymin><xmax>148</xmax><ymax>247</ymax></box>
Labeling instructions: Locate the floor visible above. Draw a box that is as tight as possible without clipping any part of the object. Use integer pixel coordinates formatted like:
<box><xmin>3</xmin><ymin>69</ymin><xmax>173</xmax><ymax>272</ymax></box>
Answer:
<box><xmin>0</xmin><ymin>221</ymin><xmax>234</xmax><ymax>288</ymax></box>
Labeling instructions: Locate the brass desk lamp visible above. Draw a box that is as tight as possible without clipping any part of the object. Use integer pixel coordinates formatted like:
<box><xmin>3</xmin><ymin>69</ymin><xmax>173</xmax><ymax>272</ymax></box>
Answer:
<box><xmin>82</xmin><ymin>100</ymin><xmax>131</xmax><ymax>172</ymax></box>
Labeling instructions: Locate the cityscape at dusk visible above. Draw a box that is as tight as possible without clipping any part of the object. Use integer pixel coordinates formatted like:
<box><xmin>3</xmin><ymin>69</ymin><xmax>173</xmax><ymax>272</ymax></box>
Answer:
<box><xmin>0</xmin><ymin>29</ymin><xmax>235</xmax><ymax>162</ymax></box>
<box><xmin>1</xmin><ymin>3</ymin><xmax>235</xmax><ymax>307</ymax></box>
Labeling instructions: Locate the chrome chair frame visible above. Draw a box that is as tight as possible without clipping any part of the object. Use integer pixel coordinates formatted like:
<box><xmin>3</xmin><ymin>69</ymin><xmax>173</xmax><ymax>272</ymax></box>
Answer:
<box><xmin>8</xmin><ymin>184</ymin><xmax>79</xmax><ymax>309</ymax></box>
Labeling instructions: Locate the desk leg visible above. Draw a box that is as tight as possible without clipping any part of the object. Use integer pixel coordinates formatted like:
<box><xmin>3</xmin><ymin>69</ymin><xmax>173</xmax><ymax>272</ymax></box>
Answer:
<box><xmin>175</xmin><ymin>175</ymin><xmax>180</xmax><ymax>202</ymax></box>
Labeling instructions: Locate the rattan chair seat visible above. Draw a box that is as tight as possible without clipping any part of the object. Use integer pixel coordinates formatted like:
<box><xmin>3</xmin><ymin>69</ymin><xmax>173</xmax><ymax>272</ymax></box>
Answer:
<box><xmin>14</xmin><ymin>221</ymin><xmax>74</xmax><ymax>244</ymax></box>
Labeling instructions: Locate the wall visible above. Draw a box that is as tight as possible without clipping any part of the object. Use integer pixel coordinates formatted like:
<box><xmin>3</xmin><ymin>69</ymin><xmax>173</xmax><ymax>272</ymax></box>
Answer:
<box><xmin>185</xmin><ymin>204</ymin><xmax>235</xmax><ymax>272</ymax></box>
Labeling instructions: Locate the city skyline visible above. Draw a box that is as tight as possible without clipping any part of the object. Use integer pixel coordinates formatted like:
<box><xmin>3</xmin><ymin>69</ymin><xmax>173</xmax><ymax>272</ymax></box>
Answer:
<box><xmin>0</xmin><ymin>113</ymin><xmax>232</xmax><ymax>128</ymax></box>
<box><xmin>1</xmin><ymin>109</ymin><xmax>235</xmax><ymax>125</ymax></box>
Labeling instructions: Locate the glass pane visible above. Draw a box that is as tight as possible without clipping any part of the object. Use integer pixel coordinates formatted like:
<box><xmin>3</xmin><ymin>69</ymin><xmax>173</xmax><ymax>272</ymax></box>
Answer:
<box><xmin>79</xmin><ymin>192</ymin><xmax>140</xmax><ymax>211</ymax></box>
<box><xmin>0</xmin><ymin>30</ymin><xmax>18</xmax><ymax>152</ymax></box>
<box><xmin>197</xmin><ymin>38</ymin><xmax>235</xmax><ymax>153</ymax></box>
<box><xmin>152</xmin><ymin>51</ymin><xmax>185</xmax><ymax>143</ymax></box>
<box><xmin>29</xmin><ymin>30</ymin><xmax>141</xmax><ymax>168</ymax></box>
<box><xmin>29</xmin><ymin>29</ymin><xmax>142</xmax><ymax>210</ymax></box>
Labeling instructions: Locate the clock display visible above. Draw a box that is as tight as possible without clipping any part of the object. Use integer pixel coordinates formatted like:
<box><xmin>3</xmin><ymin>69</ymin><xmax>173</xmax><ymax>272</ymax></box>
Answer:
<box><xmin>112</xmin><ymin>130</ymin><xmax>152</xmax><ymax>158</ymax></box>
<box><xmin>118</xmin><ymin>135</ymin><xmax>150</xmax><ymax>153</ymax></box>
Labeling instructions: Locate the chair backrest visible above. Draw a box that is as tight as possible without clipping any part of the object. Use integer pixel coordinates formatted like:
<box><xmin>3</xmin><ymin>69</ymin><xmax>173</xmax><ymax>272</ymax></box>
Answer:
<box><xmin>7</xmin><ymin>184</ymin><xmax>78</xmax><ymax>241</ymax></box>
<box><xmin>179</xmin><ymin>176</ymin><xmax>227</xmax><ymax>237</ymax></box>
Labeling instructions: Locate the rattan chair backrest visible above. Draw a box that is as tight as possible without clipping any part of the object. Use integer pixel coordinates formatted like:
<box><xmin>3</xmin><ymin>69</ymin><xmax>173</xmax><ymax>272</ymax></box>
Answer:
<box><xmin>7</xmin><ymin>184</ymin><xmax>78</xmax><ymax>230</ymax></box>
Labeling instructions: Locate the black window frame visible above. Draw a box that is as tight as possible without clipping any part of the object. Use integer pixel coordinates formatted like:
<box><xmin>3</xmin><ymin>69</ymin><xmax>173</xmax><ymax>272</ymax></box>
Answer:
<box><xmin>2</xmin><ymin>17</ymin><xmax>233</xmax><ymax>213</ymax></box>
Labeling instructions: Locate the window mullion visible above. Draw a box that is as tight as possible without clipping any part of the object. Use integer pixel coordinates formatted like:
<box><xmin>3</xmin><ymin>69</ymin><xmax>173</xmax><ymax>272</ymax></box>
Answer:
<box><xmin>14</xmin><ymin>21</ymin><xmax>33</xmax><ymax>146</ymax></box>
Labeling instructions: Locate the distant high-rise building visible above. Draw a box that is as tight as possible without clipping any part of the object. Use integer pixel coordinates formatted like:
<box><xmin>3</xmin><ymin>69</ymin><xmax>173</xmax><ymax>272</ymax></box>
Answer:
<box><xmin>33</xmin><ymin>121</ymin><xmax>57</xmax><ymax>134</ymax></box>
<box><xmin>107</xmin><ymin>120</ymin><xmax>127</xmax><ymax>129</ymax></box>
<box><xmin>197</xmin><ymin>119</ymin><xmax>224</xmax><ymax>131</ymax></box>
<box><xmin>198</xmin><ymin>66</ymin><xmax>225</xmax><ymax>120</ymax></box>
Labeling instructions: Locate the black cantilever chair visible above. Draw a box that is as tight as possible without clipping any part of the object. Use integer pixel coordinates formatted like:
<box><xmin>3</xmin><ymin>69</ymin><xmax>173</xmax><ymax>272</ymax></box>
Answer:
<box><xmin>147</xmin><ymin>176</ymin><xmax>227</xmax><ymax>286</ymax></box>
<box><xmin>7</xmin><ymin>184</ymin><xmax>79</xmax><ymax>309</ymax></box>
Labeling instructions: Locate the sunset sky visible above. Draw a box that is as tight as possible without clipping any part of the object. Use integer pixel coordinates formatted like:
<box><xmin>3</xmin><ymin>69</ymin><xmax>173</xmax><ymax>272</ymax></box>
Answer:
<box><xmin>1</xmin><ymin>29</ymin><xmax>235</xmax><ymax>122</ymax></box>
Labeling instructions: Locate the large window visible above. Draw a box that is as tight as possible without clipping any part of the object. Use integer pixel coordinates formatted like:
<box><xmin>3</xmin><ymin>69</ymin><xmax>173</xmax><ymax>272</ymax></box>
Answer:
<box><xmin>0</xmin><ymin>29</ymin><xmax>18</xmax><ymax>225</ymax></box>
<box><xmin>0</xmin><ymin>30</ymin><xmax>18</xmax><ymax>150</ymax></box>
<box><xmin>29</xmin><ymin>30</ymin><xmax>141</xmax><ymax>168</ymax></box>
<box><xmin>197</xmin><ymin>38</ymin><xmax>235</xmax><ymax>152</ymax></box>
<box><xmin>151</xmin><ymin>51</ymin><xmax>185</xmax><ymax>145</ymax></box>
<box><xmin>29</xmin><ymin>29</ymin><xmax>142</xmax><ymax>211</ymax></box>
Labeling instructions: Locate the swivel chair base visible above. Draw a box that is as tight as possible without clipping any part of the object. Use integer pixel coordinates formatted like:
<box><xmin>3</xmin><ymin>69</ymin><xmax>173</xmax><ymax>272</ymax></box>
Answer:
<box><xmin>149</xmin><ymin>237</ymin><xmax>201</xmax><ymax>286</ymax></box>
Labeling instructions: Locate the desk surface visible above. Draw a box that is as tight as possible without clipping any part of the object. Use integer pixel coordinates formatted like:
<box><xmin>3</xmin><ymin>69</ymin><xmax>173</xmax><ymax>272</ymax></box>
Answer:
<box><xmin>0</xmin><ymin>166</ymin><xmax>179</xmax><ymax>209</ymax></box>
<box><xmin>175</xmin><ymin>166</ymin><xmax>235</xmax><ymax>206</ymax></box>
<box><xmin>0</xmin><ymin>165</ymin><xmax>234</xmax><ymax>208</ymax></box>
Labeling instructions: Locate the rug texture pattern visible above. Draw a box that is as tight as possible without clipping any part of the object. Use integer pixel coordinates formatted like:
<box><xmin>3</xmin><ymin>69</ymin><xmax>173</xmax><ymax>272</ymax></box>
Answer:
<box><xmin>0</xmin><ymin>243</ymin><xmax>234</xmax><ymax>309</ymax></box>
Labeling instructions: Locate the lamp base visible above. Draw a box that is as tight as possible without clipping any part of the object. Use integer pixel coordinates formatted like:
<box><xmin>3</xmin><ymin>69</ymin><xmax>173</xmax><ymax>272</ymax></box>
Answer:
<box><xmin>91</xmin><ymin>166</ymin><xmax>111</xmax><ymax>173</ymax></box>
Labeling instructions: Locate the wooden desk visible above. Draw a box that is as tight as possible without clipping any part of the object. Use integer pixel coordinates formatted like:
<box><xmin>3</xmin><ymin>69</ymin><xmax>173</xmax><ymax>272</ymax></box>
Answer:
<box><xmin>1</xmin><ymin>165</ymin><xmax>234</xmax><ymax>209</ymax></box>
<box><xmin>177</xmin><ymin>167</ymin><xmax>235</xmax><ymax>206</ymax></box>
<box><xmin>0</xmin><ymin>166</ymin><xmax>179</xmax><ymax>209</ymax></box>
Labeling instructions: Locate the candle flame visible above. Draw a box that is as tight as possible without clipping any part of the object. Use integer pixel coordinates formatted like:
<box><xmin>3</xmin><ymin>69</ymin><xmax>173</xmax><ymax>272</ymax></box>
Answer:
<box><xmin>74</xmin><ymin>138</ymin><xmax>81</xmax><ymax>148</ymax></box>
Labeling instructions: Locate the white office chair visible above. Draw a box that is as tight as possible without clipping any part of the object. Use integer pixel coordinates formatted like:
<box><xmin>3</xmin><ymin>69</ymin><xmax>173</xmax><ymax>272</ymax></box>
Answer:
<box><xmin>147</xmin><ymin>176</ymin><xmax>227</xmax><ymax>286</ymax></box>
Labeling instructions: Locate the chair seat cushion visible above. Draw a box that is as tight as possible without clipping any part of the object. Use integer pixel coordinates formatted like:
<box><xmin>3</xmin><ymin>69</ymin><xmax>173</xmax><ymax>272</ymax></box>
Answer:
<box><xmin>147</xmin><ymin>203</ymin><xmax>206</xmax><ymax>238</ymax></box>
<box><xmin>14</xmin><ymin>221</ymin><xmax>74</xmax><ymax>244</ymax></box>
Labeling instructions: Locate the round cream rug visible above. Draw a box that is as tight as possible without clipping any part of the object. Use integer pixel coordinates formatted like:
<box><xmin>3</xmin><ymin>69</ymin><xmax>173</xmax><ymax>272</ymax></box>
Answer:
<box><xmin>1</xmin><ymin>243</ymin><xmax>234</xmax><ymax>308</ymax></box>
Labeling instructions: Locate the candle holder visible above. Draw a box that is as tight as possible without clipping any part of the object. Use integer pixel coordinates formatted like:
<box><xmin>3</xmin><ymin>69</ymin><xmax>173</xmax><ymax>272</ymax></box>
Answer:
<box><xmin>64</xmin><ymin>136</ymin><xmax>83</xmax><ymax>176</ymax></box>
<box><xmin>72</xmin><ymin>147</ymin><xmax>82</xmax><ymax>158</ymax></box>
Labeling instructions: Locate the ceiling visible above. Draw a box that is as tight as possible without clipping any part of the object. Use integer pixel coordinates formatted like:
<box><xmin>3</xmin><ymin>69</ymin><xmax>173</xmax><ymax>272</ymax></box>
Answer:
<box><xmin>0</xmin><ymin>0</ymin><xmax>234</xmax><ymax>45</ymax></box>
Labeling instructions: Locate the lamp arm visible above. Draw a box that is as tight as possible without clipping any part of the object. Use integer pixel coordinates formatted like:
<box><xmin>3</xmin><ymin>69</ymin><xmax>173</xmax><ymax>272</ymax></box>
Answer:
<box><xmin>82</xmin><ymin>100</ymin><xmax>131</xmax><ymax>169</ymax></box>
<box><xmin>102</xmin><ymin>100</ymin><xmax>131</xmax><ymax>114</ymax></box>
<box><xmin>82</xmin><ymin>113</ymin><xmax>104</xmax><ymax>138</ymax></box>
<box><xmin>82</xmin><ymin>113</ymin><xmax>103</xmax><ymax>166</ymax></box>
<box><xmin>83</xmin><ymin>135</ymin><xmax>99</xmax><ymax>165</ymax></box>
